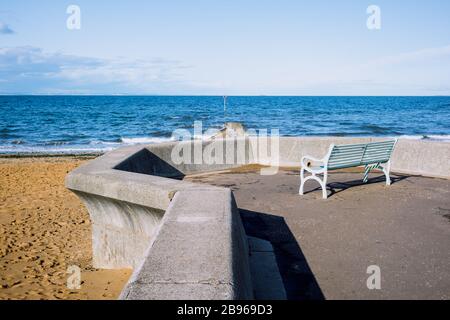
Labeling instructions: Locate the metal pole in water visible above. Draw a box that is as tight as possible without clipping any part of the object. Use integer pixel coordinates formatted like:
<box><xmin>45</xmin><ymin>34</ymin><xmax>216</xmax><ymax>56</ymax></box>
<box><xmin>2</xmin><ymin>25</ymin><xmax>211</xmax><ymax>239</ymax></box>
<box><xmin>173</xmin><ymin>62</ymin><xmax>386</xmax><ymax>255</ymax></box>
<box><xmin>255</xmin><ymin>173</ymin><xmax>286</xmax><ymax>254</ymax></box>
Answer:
<box><xmin>223</xmin><ymin>95</ymin><xmax>227</xmax><ymax>119</ymax></box>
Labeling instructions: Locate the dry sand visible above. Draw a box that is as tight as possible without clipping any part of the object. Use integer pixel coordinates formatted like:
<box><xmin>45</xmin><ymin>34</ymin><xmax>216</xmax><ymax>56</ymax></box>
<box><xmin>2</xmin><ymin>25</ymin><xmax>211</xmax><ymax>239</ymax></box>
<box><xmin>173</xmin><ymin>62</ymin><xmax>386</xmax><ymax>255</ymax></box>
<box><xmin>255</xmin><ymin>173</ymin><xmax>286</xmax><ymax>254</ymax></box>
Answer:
<box><xmin>0</xmin><ymin>156</ymin><xmax>132</xmax><ymax>300</ymax></box>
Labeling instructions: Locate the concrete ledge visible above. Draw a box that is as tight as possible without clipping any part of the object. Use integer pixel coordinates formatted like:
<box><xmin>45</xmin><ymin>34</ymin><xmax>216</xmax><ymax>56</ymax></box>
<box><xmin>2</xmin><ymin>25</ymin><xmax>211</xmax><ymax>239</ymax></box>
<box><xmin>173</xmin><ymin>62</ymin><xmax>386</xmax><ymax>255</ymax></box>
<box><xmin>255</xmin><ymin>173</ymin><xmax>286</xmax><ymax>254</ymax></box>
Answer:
<box><xmin>65</xmin><ymin>137</ymin><xmax>450</xmax><ymax>300</ymax></box>
<box><xmin>73</xmin><ymin>191</ymin><xmax>165</xmax><ymax>269</ymax></box>
<box><xmin>255</xmin><ymin>137</ymin><xmax>450</xmax><ymax>179</ymax></box>
<box><xmin>120</xmin><ymin>189</ymin><xmax>253</xmax><ymax>300</ymax></box>
<box><xmin>390</xmin><ymin>139</ymin><xmax>450</xmax><ymax>179</ymax></box>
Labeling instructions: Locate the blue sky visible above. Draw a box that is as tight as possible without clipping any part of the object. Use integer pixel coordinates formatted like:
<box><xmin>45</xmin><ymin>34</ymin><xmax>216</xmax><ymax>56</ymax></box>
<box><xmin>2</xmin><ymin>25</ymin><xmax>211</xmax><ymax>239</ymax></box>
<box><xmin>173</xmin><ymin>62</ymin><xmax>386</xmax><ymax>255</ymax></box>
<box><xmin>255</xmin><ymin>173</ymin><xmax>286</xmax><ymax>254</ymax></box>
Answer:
<box><xmin>1</xmin><ymin>0</ymin><xmax>450</xmax><ymax>95</ymax></box>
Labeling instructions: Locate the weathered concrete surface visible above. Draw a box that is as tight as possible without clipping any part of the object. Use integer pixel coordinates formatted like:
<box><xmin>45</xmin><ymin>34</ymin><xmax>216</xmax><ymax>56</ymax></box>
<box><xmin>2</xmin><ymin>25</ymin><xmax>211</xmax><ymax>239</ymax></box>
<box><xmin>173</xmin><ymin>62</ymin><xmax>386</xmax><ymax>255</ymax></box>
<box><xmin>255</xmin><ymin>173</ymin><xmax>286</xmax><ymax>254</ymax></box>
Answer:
<box><xmin>65</xmin><ymin>137</ymin><xmax>450</xmax><ymax>299</ymax></box>
<box><xmin>252</xmin><ymin>137</ymin><xmax>450</xmax><ymax>179</ymax></box>
<box><xmin>65</xmin><ymin>143</ymin><xmax>234</xmax><ymax>269</ymax></box>
<box><xmin>248</xmin><ymin>237</ymin><xmax>287</xmax><ymax>300</ymax></box>
<box><xmin>186</xmin><ymin>168</ymin><xmax>450</xmax><ymax>300</ymax></box>
<box><xmin>120</xmin><ymin>189</ymin><xmax>253</xmax><ymax>300</ymax></box>
<box><xmin>390</xmin><ymin>139</ymin><xmax>450</xmax><ymax>178</ymax></box>
<box><xmin>73</xmin><ymin>191</ymin><xmax>164</xmax><ymax>269</ymax></box>
<box><xmin>119</xmin><ymin>139</ymin><xmax>256</xmax><ymax>177</ymax></box>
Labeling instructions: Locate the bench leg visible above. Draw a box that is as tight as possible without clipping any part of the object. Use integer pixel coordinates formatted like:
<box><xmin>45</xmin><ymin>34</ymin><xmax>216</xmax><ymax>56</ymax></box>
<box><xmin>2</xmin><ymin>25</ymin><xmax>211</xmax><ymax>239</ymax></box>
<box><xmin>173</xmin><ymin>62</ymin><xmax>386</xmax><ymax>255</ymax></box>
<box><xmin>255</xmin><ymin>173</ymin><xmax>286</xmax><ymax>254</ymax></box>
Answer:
<box><xmin>299</xmin><ymin>168</ymin><xmax>328</xmax><ymax>199</ymax></box>
<box><xmin>321</xmin><ymin>172</ymin><xmax>328</xmax><ymax>199</ymax></box>
<box><xmin>364</xmin><ymin>163</ymin><xmax>392</xmax><ymax>186</ymax></box>
<box><xmin>299</xmin><ymin>167</ymin><xmax>305</xmax><ymax>195</ymax></box>
<box><xmin>381</xmin><ymin>162</ymin><xmax>391</xmax><ymax>186</ymax></box>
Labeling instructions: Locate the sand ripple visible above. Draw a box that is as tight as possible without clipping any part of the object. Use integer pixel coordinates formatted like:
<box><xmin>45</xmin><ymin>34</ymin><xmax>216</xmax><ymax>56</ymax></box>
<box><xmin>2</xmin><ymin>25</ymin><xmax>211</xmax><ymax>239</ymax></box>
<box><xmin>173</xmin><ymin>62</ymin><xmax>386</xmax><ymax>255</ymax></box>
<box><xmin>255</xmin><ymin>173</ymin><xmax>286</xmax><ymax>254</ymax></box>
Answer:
<box><xmin>0</xmin><ymin>157</ymin><xmax>131</xmax><ymax>300</ymax></box>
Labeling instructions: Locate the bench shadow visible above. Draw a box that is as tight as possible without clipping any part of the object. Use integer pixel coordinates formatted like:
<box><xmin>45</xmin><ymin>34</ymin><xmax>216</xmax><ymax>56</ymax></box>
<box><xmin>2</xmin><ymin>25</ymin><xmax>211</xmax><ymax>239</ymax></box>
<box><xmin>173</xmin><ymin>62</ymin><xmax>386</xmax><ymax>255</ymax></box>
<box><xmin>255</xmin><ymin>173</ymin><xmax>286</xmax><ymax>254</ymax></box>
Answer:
<box><xmin>240</xmin><ymin>209</ymin><xmax>325</xmax><ymax>300</ymax></box>
<box><xmin>303</xmin><ymin>173</ymin><xmax>410</xmax><ymax>198</ymax></box>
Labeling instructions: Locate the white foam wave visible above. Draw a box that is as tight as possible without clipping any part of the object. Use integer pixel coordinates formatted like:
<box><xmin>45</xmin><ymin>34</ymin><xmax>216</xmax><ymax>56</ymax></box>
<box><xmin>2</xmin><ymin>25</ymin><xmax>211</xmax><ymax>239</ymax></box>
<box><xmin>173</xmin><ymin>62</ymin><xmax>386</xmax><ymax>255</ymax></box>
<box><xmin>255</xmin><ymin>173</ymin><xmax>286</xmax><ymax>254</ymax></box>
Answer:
<box><xmin>193</xmin><ymin>133</ymin><xmax>215</xmax><ymax>141</ymax></box>
<box><xmin>89</xmin><ymin>140</ymin><xmax>121</xmax><ymax>146</ymax></box>
<box><xmin>397</xmin><ymin>135</ymin><xmax>426</xmax><ymax>140</ymax></box>
<box><xmin>0</xmin><ymin>136</ymin><xmax>178</xmax><ymax>154</ymax></box>
<box><xmin>120</xmin><ymin>136</ymin><xmax>176</xmax><ymax>144</ymax></box>
<box><xmin>1</xmin><ymin>134</ymin><xmax>449</xmax><ymax>155</ymax></box>
<box><xmin>425</xmin><ymin>135</ymin><xmax>450</xmax><ymax>141</ymax></box>
<box><xmin>0</xmin><ymin>145</ymin><xmax>115</xmax><ymax>154</ymax></box>
<box><xmin>398</xmin><ymin>135</ymin><xmax>450</xmax><ymax>142</ymax></box>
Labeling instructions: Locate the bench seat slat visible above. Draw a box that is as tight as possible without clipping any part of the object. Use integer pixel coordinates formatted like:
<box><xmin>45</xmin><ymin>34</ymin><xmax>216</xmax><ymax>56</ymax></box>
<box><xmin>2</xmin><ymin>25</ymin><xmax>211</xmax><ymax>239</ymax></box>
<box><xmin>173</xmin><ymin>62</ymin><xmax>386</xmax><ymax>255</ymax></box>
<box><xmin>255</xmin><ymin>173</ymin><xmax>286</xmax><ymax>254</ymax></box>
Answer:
<box><xmin>362</xmin><ymin>155</ymin><xmax>390</xmax><ymax>161</ymax></box>
<box><xmin>329</xmin><ymin>154</ymin><xmax>365</xmax><ymax>161</ymax></box>
<box><xmin>300</xmin><ymin>139</ymin><xmax>397</xmax><ymax>199</ymax></box>
<box><xmin>330</xmin><ymin>150</ymin><xmax>365</xmax><ymax>157</ymax></box>
<box><xmin>329</xmin><ymin>157</ymin><xmax>364</xmax><ymax>164</ymax></box>
<box><xmin>332</xmin><ymin>147</ymin><xmax>365</xmax><ymax>153</ymax></box>
<box><xmin>364</xmin><ymin>147</ymin><xmax>394</xmax><ymax>152</ymax></box>
<box><xmin>363</xmin><ymin>152</ymin><xmax>392</xmax><ymax>159</ymax></box>
<box><xmin>363</xmin><ymin>150</ymin><xmax>392</xmax><ymax>156</ymax></box>
<box><xmin>328</xmin><ymin>162</ymin><xmax>364</xmax><ymax>170</ymax></box>
<box><xmin>331</xmin><ymin>149</ymin><xmax>365</xmax><ymax>154</ymax></box>
<box><xmin>327</xmin><ymin>140</ymin><xmax>396</xmax><ymax>170</ymax></box>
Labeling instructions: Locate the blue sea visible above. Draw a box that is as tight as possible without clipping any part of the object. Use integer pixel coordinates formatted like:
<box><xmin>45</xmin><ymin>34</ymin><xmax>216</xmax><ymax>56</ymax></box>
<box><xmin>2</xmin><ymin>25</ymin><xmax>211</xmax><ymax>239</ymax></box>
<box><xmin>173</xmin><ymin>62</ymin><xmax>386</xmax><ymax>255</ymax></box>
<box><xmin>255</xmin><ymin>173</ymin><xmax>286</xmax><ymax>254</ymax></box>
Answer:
<box><xmin>0</xmin><ymin>96</ymin><xmax>449</xmax><ymax>154</ymax></box>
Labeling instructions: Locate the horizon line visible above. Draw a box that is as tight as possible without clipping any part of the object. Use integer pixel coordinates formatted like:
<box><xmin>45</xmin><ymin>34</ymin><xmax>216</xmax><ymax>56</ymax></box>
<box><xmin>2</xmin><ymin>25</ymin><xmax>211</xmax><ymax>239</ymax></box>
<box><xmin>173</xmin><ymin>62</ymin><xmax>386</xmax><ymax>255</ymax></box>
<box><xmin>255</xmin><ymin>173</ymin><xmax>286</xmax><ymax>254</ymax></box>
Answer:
<box><xmin>1</xmin><ymin>94</ymin><xmax>449</xmax><ymax>98</ymax></box>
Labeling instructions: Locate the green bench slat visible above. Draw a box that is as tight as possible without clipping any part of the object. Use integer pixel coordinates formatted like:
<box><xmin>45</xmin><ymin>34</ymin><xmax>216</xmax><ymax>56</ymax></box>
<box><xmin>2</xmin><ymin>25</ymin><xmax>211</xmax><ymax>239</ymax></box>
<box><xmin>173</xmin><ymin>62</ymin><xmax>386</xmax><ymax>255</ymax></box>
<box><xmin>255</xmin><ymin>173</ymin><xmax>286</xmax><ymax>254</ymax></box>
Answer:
<box><xmin>361</xmin><ymin>160</ymin><xmax>389</xmax><ymax>166</ymax></box>
<box><xmin>363</xmin><ymin>152</ymin><xmax>392</xmax><ymax>159</ymax></box>
<box><xmin>327</xmin><ymin>140</ymin><xmax>396</xmax><ymax>170</ymax></box>
<box><xmin>328</xmin><ymin>162</ymin><xmax>364</xmax><ymax>170</ymax></box>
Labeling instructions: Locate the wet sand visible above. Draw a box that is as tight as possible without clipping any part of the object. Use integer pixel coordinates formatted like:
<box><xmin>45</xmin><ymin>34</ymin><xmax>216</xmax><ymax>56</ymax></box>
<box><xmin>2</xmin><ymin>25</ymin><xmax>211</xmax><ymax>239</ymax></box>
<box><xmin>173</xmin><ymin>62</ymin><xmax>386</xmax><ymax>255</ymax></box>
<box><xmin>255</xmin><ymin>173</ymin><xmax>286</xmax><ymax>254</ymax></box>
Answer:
<box><xmin>0</xmin><ymin>157</ymin><xmax>132</xmax><ymax>300</ymax></box>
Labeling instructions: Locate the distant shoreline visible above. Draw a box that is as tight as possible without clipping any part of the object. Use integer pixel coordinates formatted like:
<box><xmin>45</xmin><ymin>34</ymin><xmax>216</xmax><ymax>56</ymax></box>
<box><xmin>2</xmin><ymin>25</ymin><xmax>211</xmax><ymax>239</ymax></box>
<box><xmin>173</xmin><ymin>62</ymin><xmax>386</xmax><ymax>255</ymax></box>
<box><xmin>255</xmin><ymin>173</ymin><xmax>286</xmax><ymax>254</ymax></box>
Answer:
<box><xmin>1</xmin><ymin>94</ymin><xmax>450</xmax><ymax>97</ymax></box>
<box><xmin>0</xmin><ymin>153</ymin><xmax>103</xmax><ymax>159</ymax></box>
<box><xmin>1</xmin><ymin>136</ymin><xmax>449</xmax><ymax>158</ymax></box>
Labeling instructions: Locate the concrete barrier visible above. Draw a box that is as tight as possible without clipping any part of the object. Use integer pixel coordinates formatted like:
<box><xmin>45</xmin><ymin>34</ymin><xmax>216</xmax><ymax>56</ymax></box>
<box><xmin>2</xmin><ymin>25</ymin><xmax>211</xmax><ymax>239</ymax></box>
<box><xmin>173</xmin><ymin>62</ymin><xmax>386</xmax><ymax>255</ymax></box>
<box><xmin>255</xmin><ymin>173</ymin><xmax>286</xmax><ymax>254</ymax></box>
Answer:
<box><xmin>65</xmin><ymin>137</ymin><xmax>449</xmax><ymax>300</ymax></box>
<box><xmin>66</xmin><ymin>139</ymin><xmax>256</xmax><ymax>299</ymax></box>
<box><xmin>253</xmin><ymin>137</ymin><xmax>450</xmax><ymax>179</ymax></box>
<box><xmin>120</xmin><ymin>189</ymin><xmax>253</xmax><ymax>300</ymax></box>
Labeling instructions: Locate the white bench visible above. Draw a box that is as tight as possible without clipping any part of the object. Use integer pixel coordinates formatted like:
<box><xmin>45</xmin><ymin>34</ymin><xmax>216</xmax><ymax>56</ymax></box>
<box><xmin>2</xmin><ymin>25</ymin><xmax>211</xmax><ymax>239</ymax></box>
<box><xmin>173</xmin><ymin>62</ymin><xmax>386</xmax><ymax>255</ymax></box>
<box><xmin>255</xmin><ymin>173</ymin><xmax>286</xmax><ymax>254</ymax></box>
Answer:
<box><xmin>299</xmin><ymin>139</ymin><xmax>397</xmax><ymax>199</ymax></box>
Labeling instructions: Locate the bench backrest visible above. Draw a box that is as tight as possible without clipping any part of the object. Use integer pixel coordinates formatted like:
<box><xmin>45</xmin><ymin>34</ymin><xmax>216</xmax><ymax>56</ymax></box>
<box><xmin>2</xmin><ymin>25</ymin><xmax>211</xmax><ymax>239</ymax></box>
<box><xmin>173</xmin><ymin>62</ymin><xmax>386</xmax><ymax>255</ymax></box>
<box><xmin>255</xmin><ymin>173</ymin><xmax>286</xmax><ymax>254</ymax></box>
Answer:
<box><xmin>327</xmin><ymin>140</ymin><xmax>397</xmax><ymax>170</ymax></box>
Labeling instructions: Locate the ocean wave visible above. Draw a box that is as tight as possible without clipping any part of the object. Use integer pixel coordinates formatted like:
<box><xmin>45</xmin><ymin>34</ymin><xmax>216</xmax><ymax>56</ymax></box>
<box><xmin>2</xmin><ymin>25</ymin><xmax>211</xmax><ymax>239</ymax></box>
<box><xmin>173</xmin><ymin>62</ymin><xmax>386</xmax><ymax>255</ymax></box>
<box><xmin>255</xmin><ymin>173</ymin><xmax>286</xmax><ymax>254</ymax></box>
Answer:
<box><xmin>44</xmin><ymin>141</ymin><xmax>70</xmax><ymax>146</ymax></box>
<box><xmin>1</xmin><ymin>133</ymin><xmax>449</xmax><ymax>155</ymax></box>
<box><xmin>89</xmin><ymin>136</ymin><xmax>177</xmax><ymax>145</ymax></box>
<box><xmin>89</xmin><ymin>140</ymin><xmax>122</xmax><ymax>146</ymax></box>
<box><xmin>0</xmin><ymin>145</ymin><xmax>115</xmax><ymax>154</ymax></box>
<box><xmin>398</xmin><ymin>135</ymin><xmax>450</xmax><ymax>141</ymax></box>
<box><xmin>0</xmin><ymin>136</ymin><xmax>178</xmax><ymax>154</ymax></box>
<box><xmin>423</xmin><ymin>135</ymin><xmax>450</xmax><ymax>142</ymax></box>
<box><xmin>397</xmin><ymin>135</ymin><xmax>427</xmax><ymax>140</ymax></box>
<box><xmin>193</xmin><ymin>133</ymin><xmax>216</xmax><ymax>140</ymax></box>
<box><xmin>120</xmin><ymin>136</ymin><xmax>176</xmax><ymax>144</ymax></box>
<box><xmin>359</xmin><ymin>124</ymin><xmax>397</xmax><ymax>135</ymax></box>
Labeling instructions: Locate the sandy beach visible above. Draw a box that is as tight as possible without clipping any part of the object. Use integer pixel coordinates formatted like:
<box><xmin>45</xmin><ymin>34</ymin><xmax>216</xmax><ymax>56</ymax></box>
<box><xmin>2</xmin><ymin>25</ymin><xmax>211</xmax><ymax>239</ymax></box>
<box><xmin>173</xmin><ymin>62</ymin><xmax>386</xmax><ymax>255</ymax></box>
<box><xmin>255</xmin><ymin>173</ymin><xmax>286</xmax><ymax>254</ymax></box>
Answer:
<box><xmin>0</xmin><ymin>156</ymin><xmax>132</xmax><ymax>300</ymax></box>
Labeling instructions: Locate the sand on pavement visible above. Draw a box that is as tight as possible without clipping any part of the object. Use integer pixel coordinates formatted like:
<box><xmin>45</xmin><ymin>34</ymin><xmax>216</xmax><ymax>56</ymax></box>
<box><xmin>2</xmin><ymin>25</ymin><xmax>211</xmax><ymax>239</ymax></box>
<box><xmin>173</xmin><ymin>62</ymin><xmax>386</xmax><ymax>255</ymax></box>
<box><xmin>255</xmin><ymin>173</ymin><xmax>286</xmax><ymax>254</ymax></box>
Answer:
<box><xmin>186</xmin><ymin>166</ymin><xmax>450</xmax><ymax>300</ymax></box>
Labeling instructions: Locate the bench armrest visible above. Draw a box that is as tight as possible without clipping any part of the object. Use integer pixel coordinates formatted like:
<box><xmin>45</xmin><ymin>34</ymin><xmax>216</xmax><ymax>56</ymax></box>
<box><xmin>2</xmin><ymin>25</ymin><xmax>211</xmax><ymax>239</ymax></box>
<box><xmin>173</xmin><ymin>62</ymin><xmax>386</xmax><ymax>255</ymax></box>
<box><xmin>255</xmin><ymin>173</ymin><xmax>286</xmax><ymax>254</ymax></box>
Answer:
<box><xmin>301</xmin><ymin>155</ymin><xmax>326</xmax><ymax>168</ymax></box>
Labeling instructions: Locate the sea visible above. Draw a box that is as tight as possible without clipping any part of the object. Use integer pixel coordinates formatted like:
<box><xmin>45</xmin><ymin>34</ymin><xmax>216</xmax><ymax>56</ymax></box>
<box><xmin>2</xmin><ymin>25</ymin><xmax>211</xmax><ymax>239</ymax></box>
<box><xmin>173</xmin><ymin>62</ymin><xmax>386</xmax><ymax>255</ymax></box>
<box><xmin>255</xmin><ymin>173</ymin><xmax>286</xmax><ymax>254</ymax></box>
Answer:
<box><xmin>0</xmin><ymin>96</ymin><xmax>449</xmax><ymax>154</ymax></box>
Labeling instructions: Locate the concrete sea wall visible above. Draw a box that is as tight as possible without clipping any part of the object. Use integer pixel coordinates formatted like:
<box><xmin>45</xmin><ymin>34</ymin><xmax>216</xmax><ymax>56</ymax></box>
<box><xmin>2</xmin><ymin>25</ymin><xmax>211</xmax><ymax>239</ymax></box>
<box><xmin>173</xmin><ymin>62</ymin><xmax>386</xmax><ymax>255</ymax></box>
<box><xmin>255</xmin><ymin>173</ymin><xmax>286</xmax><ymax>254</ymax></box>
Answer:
<box><xmin>255</xmin><ymin>137</ymin><xmax>450</xmax><ymax>179</ymax></box>
<box><xmin>120</xmin><ymin>189</ymin><xmax>253</xmax><ymax>300</ymax></box>
<box><xmin>65</xmin><ymin>137</ymin><xmax>450</xmax><ymax>300</ymax></box>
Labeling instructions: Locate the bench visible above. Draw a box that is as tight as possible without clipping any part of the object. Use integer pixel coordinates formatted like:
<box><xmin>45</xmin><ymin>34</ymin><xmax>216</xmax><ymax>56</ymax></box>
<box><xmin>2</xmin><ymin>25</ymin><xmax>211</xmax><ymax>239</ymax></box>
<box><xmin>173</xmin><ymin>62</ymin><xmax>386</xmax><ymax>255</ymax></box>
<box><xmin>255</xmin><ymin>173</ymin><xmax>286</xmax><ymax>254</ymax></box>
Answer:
<box><xmin>299</xmin><ymin>139</ymin><xmax>397</xmax><ymax>199</ymax></box>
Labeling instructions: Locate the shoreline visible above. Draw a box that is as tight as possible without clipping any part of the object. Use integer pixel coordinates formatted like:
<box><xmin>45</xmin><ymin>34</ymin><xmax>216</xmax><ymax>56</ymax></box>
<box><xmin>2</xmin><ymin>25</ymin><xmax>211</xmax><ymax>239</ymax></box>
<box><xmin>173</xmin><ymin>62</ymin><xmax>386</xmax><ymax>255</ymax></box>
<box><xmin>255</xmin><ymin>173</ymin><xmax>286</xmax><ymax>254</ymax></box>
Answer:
<box><xmin>1</xmin><ymin>135</ymin><xmax>450</xmax><ymax>159</ymax></box>
<box><xmin>0</xmin><ymin>153</ymin><xmax>103</xmax><ymax>159</ymax></box>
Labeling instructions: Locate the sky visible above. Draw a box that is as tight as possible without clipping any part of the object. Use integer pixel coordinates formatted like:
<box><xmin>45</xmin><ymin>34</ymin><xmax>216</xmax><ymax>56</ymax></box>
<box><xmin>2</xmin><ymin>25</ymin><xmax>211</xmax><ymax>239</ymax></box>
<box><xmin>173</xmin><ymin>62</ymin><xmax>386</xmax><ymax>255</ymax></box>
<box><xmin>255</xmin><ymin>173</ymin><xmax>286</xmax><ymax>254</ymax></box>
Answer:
<box><xmin>1</xmin><ymin>0</ymin><xmax>450</xmax><ymax>95</ymax></box>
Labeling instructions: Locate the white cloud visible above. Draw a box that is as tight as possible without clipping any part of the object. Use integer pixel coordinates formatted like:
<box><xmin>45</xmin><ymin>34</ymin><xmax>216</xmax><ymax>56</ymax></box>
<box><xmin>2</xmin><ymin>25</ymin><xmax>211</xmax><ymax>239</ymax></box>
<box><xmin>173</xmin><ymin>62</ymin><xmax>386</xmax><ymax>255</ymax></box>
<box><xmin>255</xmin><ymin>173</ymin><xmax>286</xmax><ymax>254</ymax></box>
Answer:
<box><xmin>1</xmin><ymin>44</ymin><xmax>450</xmax><ymax>95</ymax></box>
<box><xmin>367</xmin><ymin>44</ymin><xmax>450</xmax><ymax>67</ymax></box>
<box><xmin>0</xmin><ymin>46</ymin><xmax>196</xmax><ymax>94</ymax></box>
<box><xmin>0</xmin><ymin>22</ymin><xmax>14</xmax><ymax>34</ymax></box>
<box><xmin>303</xmin><ymin>44</ymin><xmax>450</xmax><ymax>96</ymax></box>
